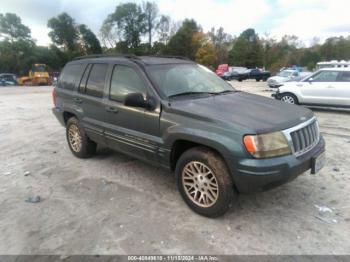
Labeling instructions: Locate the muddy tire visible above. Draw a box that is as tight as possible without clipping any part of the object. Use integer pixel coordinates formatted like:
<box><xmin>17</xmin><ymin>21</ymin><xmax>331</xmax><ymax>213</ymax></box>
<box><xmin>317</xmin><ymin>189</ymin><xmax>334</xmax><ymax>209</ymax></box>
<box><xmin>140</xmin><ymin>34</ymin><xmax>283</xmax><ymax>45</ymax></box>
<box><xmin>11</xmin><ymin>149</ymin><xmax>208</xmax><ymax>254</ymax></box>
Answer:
<box><xmin>175</xmin><ymin>147</ymin><xmax>237</xmax><ymax>218</ymax></box>
<box><xmin>66</xmin><ymin>117</ymin><xmax>96</xmax><ymax>158</ymax></box>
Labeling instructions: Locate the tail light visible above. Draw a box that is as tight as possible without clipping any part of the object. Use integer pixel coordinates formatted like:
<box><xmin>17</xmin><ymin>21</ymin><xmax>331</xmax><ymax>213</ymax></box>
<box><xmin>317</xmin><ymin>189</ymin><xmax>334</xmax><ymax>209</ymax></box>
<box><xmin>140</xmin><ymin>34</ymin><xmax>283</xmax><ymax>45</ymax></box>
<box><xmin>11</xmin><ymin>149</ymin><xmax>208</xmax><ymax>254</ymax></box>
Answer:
<box><xmin>52</xmin><ymin>88</ymin><xmax>57</xmax><ymax>107</ymax></box>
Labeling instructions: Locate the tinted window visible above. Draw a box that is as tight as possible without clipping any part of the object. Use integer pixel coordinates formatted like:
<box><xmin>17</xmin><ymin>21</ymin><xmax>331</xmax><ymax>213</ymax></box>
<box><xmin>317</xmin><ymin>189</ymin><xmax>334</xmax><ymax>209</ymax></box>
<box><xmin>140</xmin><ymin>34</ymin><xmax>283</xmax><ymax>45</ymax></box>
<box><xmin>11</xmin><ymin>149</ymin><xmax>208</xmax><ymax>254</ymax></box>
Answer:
<box><xmin>338</xmin><ymin>72</ymin><xmax>350</xmax><ymax>82</ymax></box>
<box><xmin>110</xmin><ymin>65</ymin><xmax>147</xmax><ymax>102</ymax></box>
<box><xmin>78</xmin><ymin>64</ymin><xmax>92</xmax><ymax>93</ymax></box>
<box><xmin>59</xmin><ymin>64</ymin><xmax>86</xmax><ymax>90</ymax></box>
<box><xmin>312</xmin><ymin>71</ymin><xmax>339</xmax><ymax>82</ymax></box>
<box><xmin>85</xmin><ymin>64</ymin><xmax>108</xmax><ymax>97</ymax></box>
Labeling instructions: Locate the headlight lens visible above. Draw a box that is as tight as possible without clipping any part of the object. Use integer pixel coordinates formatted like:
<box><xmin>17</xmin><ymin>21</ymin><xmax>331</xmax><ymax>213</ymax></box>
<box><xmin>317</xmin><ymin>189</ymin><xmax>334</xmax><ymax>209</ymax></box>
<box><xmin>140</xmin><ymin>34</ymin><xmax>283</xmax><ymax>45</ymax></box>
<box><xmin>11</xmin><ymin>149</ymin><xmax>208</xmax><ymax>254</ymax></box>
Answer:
<box><xmin>243</xmin><ymin>131</ymin><xmax>291</xmax><ymax>158</ymax></box>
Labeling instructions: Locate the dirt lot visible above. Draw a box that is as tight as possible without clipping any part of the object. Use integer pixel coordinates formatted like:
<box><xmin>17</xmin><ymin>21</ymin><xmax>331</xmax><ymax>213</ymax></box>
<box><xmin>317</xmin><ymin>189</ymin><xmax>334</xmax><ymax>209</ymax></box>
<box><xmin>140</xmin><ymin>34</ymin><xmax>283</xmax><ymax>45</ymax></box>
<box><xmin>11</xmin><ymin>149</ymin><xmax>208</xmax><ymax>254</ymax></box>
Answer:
<box><xmin>0</xmin><ymin>81</ymin><xmax>349</xmax><ymax>255</ymax></box>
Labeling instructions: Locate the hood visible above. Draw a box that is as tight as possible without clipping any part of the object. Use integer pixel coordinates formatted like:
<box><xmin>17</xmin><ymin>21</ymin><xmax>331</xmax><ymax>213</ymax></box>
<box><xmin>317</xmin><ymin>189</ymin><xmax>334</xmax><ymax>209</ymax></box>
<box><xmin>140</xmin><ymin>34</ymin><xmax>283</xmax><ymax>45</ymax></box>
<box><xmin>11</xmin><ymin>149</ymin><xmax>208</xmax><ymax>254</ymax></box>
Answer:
<box><xmin>166</xmin><ymin>92</ymin><xmax>313</xmax><ymax>134</ymax></box>
<box><xmin>268</xmin><ymin>76</ymin><xmax>289</xmax><ymax>83</ymax></box>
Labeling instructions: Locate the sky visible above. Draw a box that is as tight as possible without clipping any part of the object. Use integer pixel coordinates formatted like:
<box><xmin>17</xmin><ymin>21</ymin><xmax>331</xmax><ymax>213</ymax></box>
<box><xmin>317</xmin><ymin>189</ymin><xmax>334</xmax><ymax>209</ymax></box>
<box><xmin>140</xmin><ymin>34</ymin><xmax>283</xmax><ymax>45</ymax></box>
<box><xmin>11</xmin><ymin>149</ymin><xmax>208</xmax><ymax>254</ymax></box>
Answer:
<box><xmin>0</xmin><ymin>0</ymin><xmax>349</xmax><ymax>47</ymax></box>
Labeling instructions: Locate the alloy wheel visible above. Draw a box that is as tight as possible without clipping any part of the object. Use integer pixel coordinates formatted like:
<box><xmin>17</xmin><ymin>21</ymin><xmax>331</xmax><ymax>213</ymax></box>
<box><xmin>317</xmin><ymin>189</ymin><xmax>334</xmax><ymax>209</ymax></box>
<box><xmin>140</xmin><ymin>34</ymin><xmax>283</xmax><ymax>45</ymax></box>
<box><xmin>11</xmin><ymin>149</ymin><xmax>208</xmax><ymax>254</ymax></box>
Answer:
<box><xmin>68</xmin><ymin>124</ymin><xmax>82</xmax><ymax>152</ymax></box>
<box><xmin>182</xmin><ymin>161</ymin><xmax>219</xmax><ymax>208</ymax></box>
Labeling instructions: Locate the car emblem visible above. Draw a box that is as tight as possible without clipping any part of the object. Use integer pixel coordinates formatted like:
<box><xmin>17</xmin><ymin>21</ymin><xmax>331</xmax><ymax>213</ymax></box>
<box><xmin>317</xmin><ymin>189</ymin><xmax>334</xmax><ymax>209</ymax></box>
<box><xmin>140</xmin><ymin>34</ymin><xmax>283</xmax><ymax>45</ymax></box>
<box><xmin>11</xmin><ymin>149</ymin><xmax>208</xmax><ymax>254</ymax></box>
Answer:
<box><xmin>300</xmin><ymin>117</ymin><xmax>306</xmax><ymax>121</ymax></box>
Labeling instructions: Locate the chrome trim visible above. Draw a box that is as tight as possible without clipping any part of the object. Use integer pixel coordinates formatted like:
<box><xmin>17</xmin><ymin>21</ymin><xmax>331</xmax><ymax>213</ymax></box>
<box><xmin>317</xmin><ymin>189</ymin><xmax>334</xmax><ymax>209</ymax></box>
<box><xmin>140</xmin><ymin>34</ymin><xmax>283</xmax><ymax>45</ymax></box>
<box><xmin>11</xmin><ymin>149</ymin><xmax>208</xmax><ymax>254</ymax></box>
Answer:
<box><xmin>282</xmin><ymin>117</ymin><xmax>320</xmax><ymax>157</ymax></box>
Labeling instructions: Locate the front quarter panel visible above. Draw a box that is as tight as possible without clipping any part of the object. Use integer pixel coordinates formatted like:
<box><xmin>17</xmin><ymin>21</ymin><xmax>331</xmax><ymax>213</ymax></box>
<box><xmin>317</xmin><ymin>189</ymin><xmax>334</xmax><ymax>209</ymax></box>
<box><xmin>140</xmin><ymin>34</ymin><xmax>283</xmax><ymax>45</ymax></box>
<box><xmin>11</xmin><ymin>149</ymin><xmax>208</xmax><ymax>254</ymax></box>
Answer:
<box><xmin>160</xmin><ymin>108</ymin><xmax>253</xmax><ymax>168</ymax></box>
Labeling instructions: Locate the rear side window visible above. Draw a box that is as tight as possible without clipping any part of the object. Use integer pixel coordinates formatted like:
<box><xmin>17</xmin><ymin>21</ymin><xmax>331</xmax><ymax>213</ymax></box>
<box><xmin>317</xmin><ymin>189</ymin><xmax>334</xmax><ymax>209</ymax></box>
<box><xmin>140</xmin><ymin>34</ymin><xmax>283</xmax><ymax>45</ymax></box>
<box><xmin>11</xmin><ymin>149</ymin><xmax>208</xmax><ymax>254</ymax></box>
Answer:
<box><xmin>85</xmin><ymin>64</ymin><xmax>108</xmax><ymax>98</ymax></box>
<box><xmin>338</xmin><ymin>71</ymin><xmax>350</xmax><ymax>82</ymax></box>
<box><xmin>110</xmin><ymin>65</ymin><xmax>147</xmax><ymax>102</ymax></box>
<box><xmin>59</xmin><ymin>64</ymin><xmax>86</xmax><ymax>90</ymax></box>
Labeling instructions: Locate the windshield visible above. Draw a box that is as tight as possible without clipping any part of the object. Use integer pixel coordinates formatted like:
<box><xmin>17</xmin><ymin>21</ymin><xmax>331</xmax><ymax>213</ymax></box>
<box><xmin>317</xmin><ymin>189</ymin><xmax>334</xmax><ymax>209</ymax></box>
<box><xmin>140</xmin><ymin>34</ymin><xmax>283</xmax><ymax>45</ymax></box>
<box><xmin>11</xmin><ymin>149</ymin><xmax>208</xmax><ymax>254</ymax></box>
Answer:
<box><xmin>32</xmin><ymin>65</ymin><xmax>47</xmax><ymax>72</ymax></box>
<box><xmin>147</xmin><ymin>64</ymin><xmax>234</xmax><ymax>98</ymax></box>
<box><xmin>277</xmin><ymin>71</ymin><xmax>294</xmax><ymax>77</ymax></box>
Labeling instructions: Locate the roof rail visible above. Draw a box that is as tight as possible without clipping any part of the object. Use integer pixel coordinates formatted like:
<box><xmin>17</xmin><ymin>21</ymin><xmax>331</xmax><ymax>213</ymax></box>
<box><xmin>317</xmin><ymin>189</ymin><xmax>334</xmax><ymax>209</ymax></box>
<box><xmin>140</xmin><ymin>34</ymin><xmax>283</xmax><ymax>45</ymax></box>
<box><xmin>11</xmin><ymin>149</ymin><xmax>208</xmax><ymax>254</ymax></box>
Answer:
<box><xmin>73</xmin><ymin>53</ymin><xmax>140</xmax><ymax>61</ymax></box>
<box><xmin>147</xmin><ymin>55</ymin><xmax>191</xmax><ymax>61</ymax></box>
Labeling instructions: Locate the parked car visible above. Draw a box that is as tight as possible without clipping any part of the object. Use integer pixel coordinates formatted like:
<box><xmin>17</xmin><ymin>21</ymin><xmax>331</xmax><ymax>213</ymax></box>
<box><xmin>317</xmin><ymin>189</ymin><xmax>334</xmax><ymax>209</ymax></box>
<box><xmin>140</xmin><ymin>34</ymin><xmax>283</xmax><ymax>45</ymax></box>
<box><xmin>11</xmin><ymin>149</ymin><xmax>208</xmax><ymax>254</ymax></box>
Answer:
<box><xmin>221</xmin><ymin>70</ymin><xmax>239</xmax><ymax>81</ymax></box>
<box><xmin>0</xmin><ymin>73</ymin><xmax>17</xmax><ymax>86</ymax></box>
<box><xmin>273</xmin><ymin>68</ymin><xmax>350</xmax><ymax>108</ymax></box>
<box><xmin>267</xmin><ymin>70</ymin><xmax>303</xmax><ymax>88</ymax></box>
<box><xmin>52</xmin><ymin>55</ymin><xmax>325</xmax><ymax>217</ymax></box>
<box><xmin>234</xmin><ymin>68</ymin><xmax>271</xmax><ymax>82</ymax></box>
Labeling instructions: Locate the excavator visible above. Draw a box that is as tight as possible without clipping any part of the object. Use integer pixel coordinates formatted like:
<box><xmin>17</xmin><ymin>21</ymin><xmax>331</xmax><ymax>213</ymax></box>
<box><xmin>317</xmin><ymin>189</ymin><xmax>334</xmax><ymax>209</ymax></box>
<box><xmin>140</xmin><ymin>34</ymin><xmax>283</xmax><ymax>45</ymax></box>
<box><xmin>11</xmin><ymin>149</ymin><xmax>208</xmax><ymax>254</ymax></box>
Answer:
<box><xmin>18</xmin><ymin>64</ymin><xmax>52</xmax><ymax>86</ymax></box>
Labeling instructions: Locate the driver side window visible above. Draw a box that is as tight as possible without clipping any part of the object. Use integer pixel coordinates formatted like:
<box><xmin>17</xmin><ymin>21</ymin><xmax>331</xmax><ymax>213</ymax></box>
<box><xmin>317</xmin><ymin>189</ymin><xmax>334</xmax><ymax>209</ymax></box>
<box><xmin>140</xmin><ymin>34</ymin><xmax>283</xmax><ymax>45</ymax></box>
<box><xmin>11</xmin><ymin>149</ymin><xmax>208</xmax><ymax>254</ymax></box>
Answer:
<box><xmin>312</xmin><ymin>71</ymin><xmax>339</xmax><ymax>82</ymax></box>
<box><xmin>110</xmin><ymin>65</ymin><xmax>147</xmax><ymax>102</ymax></box>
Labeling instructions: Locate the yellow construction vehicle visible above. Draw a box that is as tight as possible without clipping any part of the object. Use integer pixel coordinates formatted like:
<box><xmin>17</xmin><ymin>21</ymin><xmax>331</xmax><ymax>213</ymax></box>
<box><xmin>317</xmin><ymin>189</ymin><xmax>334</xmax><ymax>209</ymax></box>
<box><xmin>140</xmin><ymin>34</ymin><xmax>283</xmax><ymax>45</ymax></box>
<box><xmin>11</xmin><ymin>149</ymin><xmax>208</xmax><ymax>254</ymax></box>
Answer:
<box><xmin>18</xmin><ymin>64</ymin><xmax>52</xmax><ymax>86</ymax></box>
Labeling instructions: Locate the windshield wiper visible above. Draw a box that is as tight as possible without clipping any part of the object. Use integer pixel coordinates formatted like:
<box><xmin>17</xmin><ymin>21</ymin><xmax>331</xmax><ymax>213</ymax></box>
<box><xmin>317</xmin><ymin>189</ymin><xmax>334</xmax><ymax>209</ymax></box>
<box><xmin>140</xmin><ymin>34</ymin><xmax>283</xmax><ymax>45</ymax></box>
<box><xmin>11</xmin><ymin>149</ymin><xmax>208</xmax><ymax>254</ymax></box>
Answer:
<box><xmin>168</xmin><ymin>91</ymin><xmax>215</xmax><ymax>98</ymax></box>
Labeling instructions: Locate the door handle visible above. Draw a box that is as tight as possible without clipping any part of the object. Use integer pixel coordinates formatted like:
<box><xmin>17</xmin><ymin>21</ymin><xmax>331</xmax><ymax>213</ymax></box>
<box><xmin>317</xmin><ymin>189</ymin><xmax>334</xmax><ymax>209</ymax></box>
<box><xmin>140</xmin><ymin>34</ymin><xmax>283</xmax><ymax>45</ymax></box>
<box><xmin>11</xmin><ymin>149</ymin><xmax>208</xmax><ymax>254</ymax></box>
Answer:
<box><xmin>105</xmin><ymin>106</ymin><xmax>118</xmax><ymax>113</ymax></box>
<box><xmin>326</xmin><ymin>85</ymin><xmax>335</xmax><ymax>88</ymax></box>
<box><xmin>73</xmin><ymin>97</ymin><xmax>83</xmax><ymax>104</ymax></box>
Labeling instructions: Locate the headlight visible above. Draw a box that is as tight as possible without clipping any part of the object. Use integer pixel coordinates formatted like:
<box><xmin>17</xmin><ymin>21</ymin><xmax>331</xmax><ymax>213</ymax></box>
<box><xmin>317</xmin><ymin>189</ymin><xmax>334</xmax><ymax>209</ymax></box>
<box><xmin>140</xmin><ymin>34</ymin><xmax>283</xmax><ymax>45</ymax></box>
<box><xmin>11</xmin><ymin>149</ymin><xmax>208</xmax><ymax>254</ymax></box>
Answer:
<box><xmin>243</xmin><ymin>131</ymin><xmax>291</xmax><ymax>158</ymax></box>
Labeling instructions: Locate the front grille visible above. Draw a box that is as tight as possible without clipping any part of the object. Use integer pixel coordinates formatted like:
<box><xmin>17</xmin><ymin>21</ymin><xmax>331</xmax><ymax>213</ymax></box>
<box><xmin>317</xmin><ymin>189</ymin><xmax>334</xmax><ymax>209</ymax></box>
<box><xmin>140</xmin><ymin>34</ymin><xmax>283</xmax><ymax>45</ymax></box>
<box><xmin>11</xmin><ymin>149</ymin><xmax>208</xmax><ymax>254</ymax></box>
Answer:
<box><xmin>290</xmin><ymin>120</ymin><xmax>319</xmax><ymax>155</ymax></box>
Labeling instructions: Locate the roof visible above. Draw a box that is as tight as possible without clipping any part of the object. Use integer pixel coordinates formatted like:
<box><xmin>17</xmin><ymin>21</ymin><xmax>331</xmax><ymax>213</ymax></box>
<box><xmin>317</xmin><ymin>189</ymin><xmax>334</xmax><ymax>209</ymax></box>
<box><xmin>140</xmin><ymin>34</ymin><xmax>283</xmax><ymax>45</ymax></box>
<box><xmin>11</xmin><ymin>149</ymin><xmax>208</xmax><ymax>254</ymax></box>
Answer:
<box><xmin>319</xmin><ymin>67</ymin><xmax>350</xmax><ymax>71</ymax></box>
<box><xmin>71</xmin><ymin>54</ymin><xmax>194</xmax><ymax>66</ymax></box>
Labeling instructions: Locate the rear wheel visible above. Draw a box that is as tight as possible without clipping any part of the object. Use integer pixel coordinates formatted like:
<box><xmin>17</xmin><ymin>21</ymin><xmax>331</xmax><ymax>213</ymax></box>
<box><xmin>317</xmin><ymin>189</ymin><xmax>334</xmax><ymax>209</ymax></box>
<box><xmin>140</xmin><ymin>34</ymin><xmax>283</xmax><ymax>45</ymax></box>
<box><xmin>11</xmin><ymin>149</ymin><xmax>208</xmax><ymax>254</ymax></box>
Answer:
<box><xmin>175</xmin><ymin>147</ymin><xmax>237</xmax><ymax>218</ymax></box>
<box><xmin>280</xmin><ymin>93</ymin><xmax>298</xmax><ymax>105</ymax></box>
<box><xmin>66</xmin><ymin>117</ymin><xmax>96</xmax><ymax>158</ymax></box>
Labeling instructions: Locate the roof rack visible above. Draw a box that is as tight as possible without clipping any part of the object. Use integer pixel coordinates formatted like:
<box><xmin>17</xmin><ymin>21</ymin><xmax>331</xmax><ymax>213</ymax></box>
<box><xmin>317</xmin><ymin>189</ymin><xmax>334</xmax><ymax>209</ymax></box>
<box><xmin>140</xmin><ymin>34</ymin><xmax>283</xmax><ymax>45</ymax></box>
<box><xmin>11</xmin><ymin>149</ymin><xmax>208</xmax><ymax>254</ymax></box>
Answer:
<box><xmin>73</xmin><ymin>54</ymin><xmax>140</xmax><ymax>61</ymax></box>
<box><xmin>147</xmin><ymin>55</ymin><xmax>191</xmax><ymax>61</ymax></box>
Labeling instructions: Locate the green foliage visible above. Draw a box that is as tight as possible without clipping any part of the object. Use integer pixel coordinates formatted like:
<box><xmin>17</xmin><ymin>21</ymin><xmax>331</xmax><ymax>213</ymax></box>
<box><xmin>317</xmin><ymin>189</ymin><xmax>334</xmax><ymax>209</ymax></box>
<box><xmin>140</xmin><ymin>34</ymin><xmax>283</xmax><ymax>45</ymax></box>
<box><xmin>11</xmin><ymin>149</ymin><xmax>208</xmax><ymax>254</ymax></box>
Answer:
<box><xmin>78</xmin><ymin>24</ymin><xmax>102</xmax><ymax>54</ymax></box>
<box><xmin>47</xmin><ymin>13</ymin><xmax>78</xmax><ymax>51</ymax></box>
<box><xmin>229</xmin><ymin>28</ymin><xmax>263</xmax><ymax>68</ymax></box>
<box><xmin>106</xmin><ymin>3</ymin><xmax>146</xmax><ymax>49</ymax></box>
<box><xmin>0</xmin><ymin>13</ymin><xmax>31</xmax><ymax>42</ymax></box>
<box><xmin>165</xmin><ymin>19</ymin><xmax>201</xmax><ymax>60</ymax></box>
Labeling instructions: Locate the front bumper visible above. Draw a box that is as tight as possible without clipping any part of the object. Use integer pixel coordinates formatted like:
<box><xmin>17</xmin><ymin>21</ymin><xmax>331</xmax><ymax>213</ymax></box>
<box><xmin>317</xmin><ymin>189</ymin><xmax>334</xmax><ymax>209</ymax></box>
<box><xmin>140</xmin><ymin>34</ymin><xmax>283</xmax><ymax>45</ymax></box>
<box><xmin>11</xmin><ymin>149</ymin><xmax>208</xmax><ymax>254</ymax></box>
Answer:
<box><xmin>227</xmin><ymin>136</ymin><xmax>325</xmax><ymax>193</ymax></box>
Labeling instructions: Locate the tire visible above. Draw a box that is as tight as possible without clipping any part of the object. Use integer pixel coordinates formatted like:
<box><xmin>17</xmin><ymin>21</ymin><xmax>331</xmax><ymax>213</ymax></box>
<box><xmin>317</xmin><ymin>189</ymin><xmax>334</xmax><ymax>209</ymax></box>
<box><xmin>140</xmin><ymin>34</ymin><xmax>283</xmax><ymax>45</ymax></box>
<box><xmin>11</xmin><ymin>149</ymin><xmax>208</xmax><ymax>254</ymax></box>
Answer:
<box><xmin>255</xmin><ymin>78</ymin><xmax>261</xmax><ymax>82</ymax></box>
<box><xmin>175</xmin><ymin>147</ymin><xmax>237</xmax><ymax>218</ymax></box>
<box><xmin>66</xmin><ymin>117</ymin><xmax>97</xmax><ymax>158</ymax></box>
<box><xmin>279</xmin><ymin>93</ymin><xmax>299</xmax><ymax>105</ymax></box>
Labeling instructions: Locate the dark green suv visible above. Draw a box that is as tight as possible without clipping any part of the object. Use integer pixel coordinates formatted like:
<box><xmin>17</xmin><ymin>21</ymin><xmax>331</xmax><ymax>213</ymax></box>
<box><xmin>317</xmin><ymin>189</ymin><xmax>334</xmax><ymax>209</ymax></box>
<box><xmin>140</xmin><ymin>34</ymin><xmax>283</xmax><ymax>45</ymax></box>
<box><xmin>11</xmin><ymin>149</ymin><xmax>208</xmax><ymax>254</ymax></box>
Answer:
<box><xmin>52</xmin><ymin>55</ymin><xmax>325</xmax><ymax>217</ymax></box>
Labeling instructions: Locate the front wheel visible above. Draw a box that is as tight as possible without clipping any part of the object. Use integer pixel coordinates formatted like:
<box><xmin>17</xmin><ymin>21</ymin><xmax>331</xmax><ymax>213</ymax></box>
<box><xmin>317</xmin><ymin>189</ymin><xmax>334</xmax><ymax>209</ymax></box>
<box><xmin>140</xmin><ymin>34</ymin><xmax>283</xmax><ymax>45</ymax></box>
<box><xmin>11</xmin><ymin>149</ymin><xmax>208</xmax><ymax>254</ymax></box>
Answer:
<box><xmin>175</xmin><ymin>147</ymin><xmax>237</xmax><ymax>218</ymax></box>
<box><xmin>280</xmin><ymin>93</ymin><xmax>299</xmax><ymax>105</ymax></box>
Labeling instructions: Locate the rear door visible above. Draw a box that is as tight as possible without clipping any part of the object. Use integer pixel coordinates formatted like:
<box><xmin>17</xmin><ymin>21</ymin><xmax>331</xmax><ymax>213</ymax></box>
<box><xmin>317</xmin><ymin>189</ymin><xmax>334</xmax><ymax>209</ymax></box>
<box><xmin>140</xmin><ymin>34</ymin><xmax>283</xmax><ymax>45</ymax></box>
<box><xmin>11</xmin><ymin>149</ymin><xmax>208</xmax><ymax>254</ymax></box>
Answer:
<box><xmin>103</xmin><ymin>63</ymin><xmax>161</xmax><ymax>164</ymax></box>
<box><xmin>75</xmin><ymin>63</ymin><xmax>109</xmax><ymax>145</ymax></box>
<box><xmin>335</xmin><ymin>71</ymin><xmax>350</xmax><ymax>107</ymax></box>
<box><xmin>299</xmin><ymin>70</ymin><xmax>340</xmax><ymax>105</ymax></box>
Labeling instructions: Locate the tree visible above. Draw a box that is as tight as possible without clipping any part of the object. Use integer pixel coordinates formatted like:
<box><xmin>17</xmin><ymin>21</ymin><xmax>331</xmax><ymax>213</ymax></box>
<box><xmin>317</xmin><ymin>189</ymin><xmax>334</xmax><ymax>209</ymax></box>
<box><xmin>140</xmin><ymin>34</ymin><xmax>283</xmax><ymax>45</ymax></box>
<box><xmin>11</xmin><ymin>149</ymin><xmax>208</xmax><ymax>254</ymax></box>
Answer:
<box><xmin>208</xmin><ymin>27</ymin><xmax>232</xmax><ymax>65</ymax></box>
<box><xmin>102</xmin><ymin>3</ymin><xmax>146</xmax><ymax>50</ymax></box>
<box><xmin>0</xmin><ymin>13</ymin><xmax>31</xmax><ymax>42</ymax></box>
<box><xmin>166</xmin><ymin>19</ymin><xmax>201</xmax><ymax>59</ymax></box>
<box><xmin>157</xmin><ymin>15</ymin><xmax>170</xmax><ymax>44</ymax></box>
<box><xmin>47</xmin><ymin>13</ymin><xmax>78</xmax><ymax>51</ymax></box>
<box><xmin>78</xmin><ymin>24</ymin><xmax>102</xmax><ymax>54</ymax></box>
<box><xmin>229</xmin><ymin>28</ymin><xmax>263</xmax><ymax>68</ymax></box>
<box><xmin>142</xmin><ymin>1</ymin><xmax>159</xmax><ymax>47</ymax></box>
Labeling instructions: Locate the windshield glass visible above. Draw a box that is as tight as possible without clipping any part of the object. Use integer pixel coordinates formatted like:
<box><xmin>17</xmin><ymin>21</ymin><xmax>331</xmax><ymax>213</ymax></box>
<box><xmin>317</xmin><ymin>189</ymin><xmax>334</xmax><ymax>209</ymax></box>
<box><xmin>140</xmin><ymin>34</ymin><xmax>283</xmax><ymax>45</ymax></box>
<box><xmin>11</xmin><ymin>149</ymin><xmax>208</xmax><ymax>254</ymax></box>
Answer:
<box><xmin>32</xmin><ymin>65</ymin><xmax>47</xmax><ymax>72</ymax></box>
<box><xmin>277</xmin><ymin>71</ymin><xmax>294</xmax><ymax>77</ymax></box>
<box><xmin>147</xmin><ymin>64</ymin><xmax>234</xmax><ymax>98</ymax></box>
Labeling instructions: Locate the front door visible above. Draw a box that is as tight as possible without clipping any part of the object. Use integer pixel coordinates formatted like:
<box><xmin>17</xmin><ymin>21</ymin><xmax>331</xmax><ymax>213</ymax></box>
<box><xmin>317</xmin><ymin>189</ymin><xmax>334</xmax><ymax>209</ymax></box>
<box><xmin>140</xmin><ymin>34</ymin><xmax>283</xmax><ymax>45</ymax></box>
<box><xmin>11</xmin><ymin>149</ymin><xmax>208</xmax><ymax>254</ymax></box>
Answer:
<box><xmin>300</xmin><ymin>70</ymin><xmax>340</xmax><ymax>106</ymax></box>
<box><xmin>103</xmin><ymin>63</ymin><xmax>161</xmax><ymax>164</ymax></box>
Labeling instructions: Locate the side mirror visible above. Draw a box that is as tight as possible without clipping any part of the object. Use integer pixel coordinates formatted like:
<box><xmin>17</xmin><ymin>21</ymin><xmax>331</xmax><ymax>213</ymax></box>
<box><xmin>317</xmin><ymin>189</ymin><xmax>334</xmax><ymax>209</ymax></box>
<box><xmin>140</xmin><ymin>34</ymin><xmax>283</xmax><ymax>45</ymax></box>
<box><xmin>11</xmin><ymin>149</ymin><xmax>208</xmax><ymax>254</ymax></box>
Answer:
<box><xmin>308</xmin><ymin>77</ymin><xmax>313</xmax><ymax>83</ymax></box>
<box><xmin>124</xmin><ymin>92</ymin><xmax>155</xmax><ymax>110</ymax></box>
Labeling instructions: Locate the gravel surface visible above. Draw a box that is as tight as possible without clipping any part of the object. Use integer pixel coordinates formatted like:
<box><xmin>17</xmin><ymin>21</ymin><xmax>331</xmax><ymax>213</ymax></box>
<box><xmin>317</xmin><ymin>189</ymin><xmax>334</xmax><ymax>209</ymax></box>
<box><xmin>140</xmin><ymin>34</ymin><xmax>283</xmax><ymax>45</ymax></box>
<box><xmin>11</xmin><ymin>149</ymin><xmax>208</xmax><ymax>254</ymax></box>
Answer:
<box><xmin>0</xmin><ymin>83</ymin><xmax>349</xmax><ymax>255</ymax></box>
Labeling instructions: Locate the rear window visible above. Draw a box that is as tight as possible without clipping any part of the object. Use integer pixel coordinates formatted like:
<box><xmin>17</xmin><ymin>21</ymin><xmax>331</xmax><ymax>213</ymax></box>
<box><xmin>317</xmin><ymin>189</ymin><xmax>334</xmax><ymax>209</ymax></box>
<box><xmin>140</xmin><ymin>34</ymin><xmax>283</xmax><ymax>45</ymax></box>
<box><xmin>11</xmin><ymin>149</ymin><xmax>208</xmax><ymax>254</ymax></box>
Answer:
<box><xmin>59</xmin><ymin>64</ymin><xmax>86</xmax><ymax>90</ymax></box>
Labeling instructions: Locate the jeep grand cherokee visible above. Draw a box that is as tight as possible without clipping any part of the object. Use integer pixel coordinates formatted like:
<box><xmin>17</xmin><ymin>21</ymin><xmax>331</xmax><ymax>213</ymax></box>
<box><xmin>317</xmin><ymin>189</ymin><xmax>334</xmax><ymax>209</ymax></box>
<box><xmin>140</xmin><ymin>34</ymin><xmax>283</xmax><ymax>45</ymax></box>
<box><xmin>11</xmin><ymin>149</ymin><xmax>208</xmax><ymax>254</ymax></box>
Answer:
<box><xmin>52</xmin><ymin>55</ymin><xmax>326</xmax><ymax>217</ymax></box>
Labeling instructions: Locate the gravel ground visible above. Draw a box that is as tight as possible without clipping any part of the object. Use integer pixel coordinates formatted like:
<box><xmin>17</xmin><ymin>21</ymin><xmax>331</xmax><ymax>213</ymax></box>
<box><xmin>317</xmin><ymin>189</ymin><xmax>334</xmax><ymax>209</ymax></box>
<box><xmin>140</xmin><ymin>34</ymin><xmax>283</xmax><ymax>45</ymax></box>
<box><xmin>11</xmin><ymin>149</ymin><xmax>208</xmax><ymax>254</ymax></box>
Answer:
<box><xmin>0</xmin><ymin>82</ymin><xmax>349</xmax><ymax>255</ymax></box>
